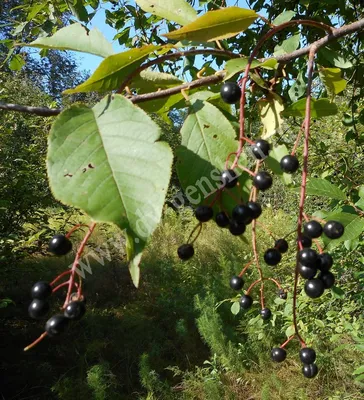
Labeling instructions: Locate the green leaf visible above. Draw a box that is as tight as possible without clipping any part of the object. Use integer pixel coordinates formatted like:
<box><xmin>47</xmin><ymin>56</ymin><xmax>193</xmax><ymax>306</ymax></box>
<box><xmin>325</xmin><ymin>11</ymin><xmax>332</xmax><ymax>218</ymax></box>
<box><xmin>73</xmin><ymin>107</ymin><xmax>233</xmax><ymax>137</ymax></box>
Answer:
<box><xmin>265</xmin><ymin>145</ymin><xmax>292</xmax><ymax>185</ymax></box>
<box><xmin>68</xmin><ymin>0</ymin><xmax>89</xmax><ymax>23</ymax></box>
<box><xmin>9</xmin><ymin>54</ymin><xmax>25</xmax><ymax>71</ymax></box>
<box><xmin>272</xmin><ymin>10</ymin><xmax>296</xmax><ymax>25</ymax></box>
<box><xmin>163</xmin><ymin>7</ymin><xmax>258</xmax><ymax>42</ymax></box>
<box><xmin>257</xmin><ymin>93</ymin><xmax>284</xmax><ymax>139</ymax></box>
<box><xmin>305</xmin><ymin>178</ymin><xmax>346</xmax><ymax>200</ymax></box>
<box><xmin>315</xmin><ymin>319</ymin><xmax>325</xmax><ymax>328</ymax></box>
<box><xmin>131</xmin><ymin>69</ymin><xmax>183</xmax><ymax>92</ymax></box>
<box><xmin>353</xmin><ymin>366</ymin><xmax>364</xmax><ymax>376</ymax></box>
<box><xmin>320</xmin><ymin>47</ymin><xmax>353</xmax><ymax>69</ymax></box>
<box><xmin>231</xmin><ymin>301</ymin><xmax>240</xmax><ymax>315</ymax></box>
<box><xmin>274</xmin><ymin>33</ymin><xmax>300</xmax><ymax>56</ymax></box>
<box><xmin>47</xmin><ymin>95</ymin><xmax>173</xmax><ymax>287</ymax></box>
<box><xmin>27</xmin><ymin>2</ymin><xmax>46</xmax><ymax>21</ymax></box>
<box><xmin>285</xmin><ymin>325</ymin><xmax>295</xmax><ymax>338</ymax></box>
<box><xmin>331</xmin><ymin>286</ymin><xmax>345</xmax><ymax>299</ymax></box>
<box><xmin>288</xmin><ymin>70</ymin><xmax>306</xmax><ymax>102</ymax></box>
<box><xmin>64</xmin><ymin>45</ymin><xmax>161</xmax><ymax>93</ymax></box>
<box><xmin>319</xmin><ymin>67</ymin><xmax>347</xmax><ymax>100</ymax></box>
<box><xmin>282</xmin><ymin>98</ymin><xmax>338</xmax><ymax>118</ymax></box>
<box><xmin>134</xmin><ymin>0</ymin><xmax>197</xmax><ymax>26</ymax></box>
<box><xmin>25</xmin><ymin>23</ymin><xmax>114</xmax><ymax>58</ymax></box>
<box><xmin>224</xmin><ymin>57</ymin><xmax>277</xmax><ymax>81</ymax></box>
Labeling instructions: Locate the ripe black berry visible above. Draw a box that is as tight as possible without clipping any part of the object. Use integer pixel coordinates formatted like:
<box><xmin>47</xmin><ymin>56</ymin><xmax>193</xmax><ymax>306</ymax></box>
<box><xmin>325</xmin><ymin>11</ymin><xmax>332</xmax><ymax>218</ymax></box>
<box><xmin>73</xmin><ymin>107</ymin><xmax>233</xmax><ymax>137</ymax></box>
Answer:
<box><xmin>221</xmin><ymin>169</ymin><xmax>238</xmax><ymax>189</ymax></box>
<box><xmin>323</xmin><ymin>220</ymin><xmax>344</xmax><ymax>239</ymax></box>
<box><xmin>229</xmin><ymin>220</ymin><xmax>246</xmax><ymax>236</ymax></box>
<box><xmin>232</xmin><ymin>204</ymin><xmax>253</xmax><ymax>224</ymax></box>
<box><xmin>49</xmin><ymin>234</ymin><xmax>72</xmax><ymax>256</ymax></box>
<box><xmin>215</xmin><ymin>211</ymin><xmax>230</xmax><ymax>227</ymax></box>
<box><xmin>316</xmin><ymin>253</ymin><xmax>333</xmax><ymax>272</ymax></box>
<box><xmin>299</xmin><ymin>347</ymin><xmax>316</xmax><ymax>364</ymax></box>
<box><xmin>264</xmin><ymin>248</ymin><xmax>282</xmax><ymax>266</ymax></box>
<box><xmin>304</xmin><ymin>278</ymin><xmax>325</xmax><ymax>298</ymax></box>
<box><xmin>298</xmin><ymin>264</ymin><xmax>317</xmax><ymax>279</ymax></box>
<box><xmin>302</xmin><ymin>363</ymin><xmax>318</xmax><ymax>378</ymax></box>
<box><xmin>64</xmin><ymin>301</ymin><xmax>86</xmax><ymax>320</ymax></box>
<box><xmin>303</xmin><ymin>221</ymin><xmax>323</xmax><ymax>239</ymax></box>
<box><xmin>280</xmin><ymin>155</ymin><xmax>299</xmax><ymax>173</ymax></box>
<box><xmin>177</xmin><ymin>244</ymin><xmax>194</xmax><ymax>260</ymax></box>
<box><xmin>195</xmin><ymin>205</ymin><xmax>213</xmax><ymax>222</ymax></box>
<box><xmin>240</xmin><ymin>295</ymin><xmax>253</xmax><ymax>310</ymax></box>
<box><xmin>260</xmin><ymin>308</ymin><xmax>272</xmax><ymax>320</ymax></box>
<box><xmin>271</xmin><ymin>347</ymin><xmax>287</xmax><ymax>362</ymax></box>
<box><xmin>278</xmin><ymin>290</ymin><xmax>287</xmax><ymax>300</ymax></box>
<box><xmin>246</xmin><ymin>201</ymin><xmax>262</xmax><ymax>219</ymax></box>
<box><xmin>253</xmin><ymin>171</ymin><xmax>273</xmax><ymax>191</ymax></box>
<box><xmin>251</xmin><ymin>139</ymin><xmax>270</xmax><ymax>160</ymax></box>
<box><xmin>31</xmin><ymin>281</ymin><xmax>52</xmax><ymax>300</ymax></box>
<box><xmin>28</xmin><ymin>299</ymin><xmax>49</xmax><ymax>319</ymax></box>
<box><xmin>45</xmin><ymin>315</ymin><xmax>69</xmax><ymax>337</ymax></box>
<box><xmin>230</xmin><ymin>276</ymin><xmax>244</xmax><ymax>291</ymax></box>
<box><xmin>299</xmin><ymin>235</ymin><xmax>312</xmax><ymax>248</ymax></box>
<box><xmin>298</xmin><ymin>248</ymin><xmax>318</xmax><ymax>267</ymax></box>
<box><xmin>275</xmin><ymin>239</ymin><xmax>288</xmax><ymax>253</ymax></box>
<box><xmin>220</xmin><ymin>82</ymin><xmax>241</xmax><ymax>104</ymax></box>
<box><xmin>318</xmin><ymin>271</ymin><xmax>335</xmax><ymax>289</ymax></box>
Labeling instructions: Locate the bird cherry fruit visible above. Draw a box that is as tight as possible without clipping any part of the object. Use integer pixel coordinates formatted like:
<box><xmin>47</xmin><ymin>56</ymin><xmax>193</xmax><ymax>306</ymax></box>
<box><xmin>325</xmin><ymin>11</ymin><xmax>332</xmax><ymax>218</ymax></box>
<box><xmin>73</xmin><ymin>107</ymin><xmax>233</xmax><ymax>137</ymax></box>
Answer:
<box><xmin>195</xmin><ymin>205</ymin><xmax>213</xmax><ymax>222</ymax></box>
<box><xmin>232</xmin><ymin>204</ymin><xmax>253</xmax><ymax>224</ymax></box>
<box><xmin>251</xmin><ymin>139</ymin><xmax>270</xmax><ymax>160</ymax></box>
<box><xmin>45</xmin><ymin>315</ymin><xmax>69</xmax><ymax>337</ymax></box>
<box><xmin>298</xmin><ymin>248</ymin><xmax>318</xmax><ymax>267</ymax></box>
<box><xmin>64</xmin><ymin>301</ymin><xmax>86</xmax><ymax>320</ymax></box>
<box><xmin>220</xmin><ymin>169</ymin><xmax>238</xmax><ymax>189</ymax></box>
<box><xmin>299</xmin><ymin>347</ymin><xmax>316</xmax><ymax>364</ymax></box>
<box><xmin>303</xmin><ymin>220</ymin><xmax>323</xmax><ymax>239</ymax></box>
<box><xmin>316</xmin><ymin>253</ymin><xmax>333</xmax><ymax>272</ymax></box>
<box><xmin>318</xmin><ymin>271</ymin><xmax>335</xmax><ymax>289</ymax></box>
<box><xmin>240</xmin><ymin>295</ymin><xmax>253</xmax><ymax>310</ymax></box>
<box><xmin>271</xmin><ymin>347</ymin><xmax>287</xmax><ymax>362</ymax></box>
<box><xmin>215</xmin><ymin>211</ymin><xmax>230</xmax><ymax>228</ymax></box>
<box><xmin>28</xmin><ymin>299</ymin><xmax>50</xmax><ymax>320</ymax></box>
<box><xmin>229</xmin><ymin>220</ymin><xmax>246</xmax><ymax>236</ymax></box>
<box><xmin>304</xmin><ymin>278</ymin><xmax>325</xmax><ymax>298</ymax></box>
<box><xmin>246</xmin><ymin>201</ymin><xmax>262</xmax><ymax>219</ymax></box>
<box><xmin>49</xmin><ymin>234</ymin><xmax>72</xmax><ymax>256</ymax></box>
<box><xmin>280</xmin><ymin>155</ymin><xmax>299</xmax><ymax>173</ymax></box>
<box><xmin>264</xmin><ymin>248</ymin><xmax>282</xmax><ymax>266</ymax></box>
<box><xmin>298</xmin><ymin>264</ymin><xmax>317</xmax><ymax>280</ymax></box>
<box><xmin>323</xmin><ymin>220</ymin><xmax>344</xmax><ymax>239</ymax></box>
<box><xmin>302</xmin><ymin>363</ymin><xmax>318</xmax><ymax>378</ymax></box>
<box><xmin>31</xmin><ymin>281</ymin><xmax>52</xmax><ymax>300</ymax></box>
<box><xmin>177</xmin><ymin>244</ymin><xmax>194</xmax><ymax>260</ymax></box>
<box><xmin>275</xmin><ymin>238</ymin><xmax>288</xmax><ymax>253</ymax></box>
<box><xmin>260</xmin><ymin>308</ymin><xmax>272</xmax><ymax>320</ymax></box>
<box><xmin>253</xmin><ymin>171</ymin><xmax>273</xmax><ymax>191</ymax></box>
<box><xmin>220</xmin><ymin>82</ymin><xmax>241</xmax><ymax>104</ymax></box>
<box><xmin>230</xmin><ymin>276</ymin><xmax>244</xmax><ymax>291</ymax></box>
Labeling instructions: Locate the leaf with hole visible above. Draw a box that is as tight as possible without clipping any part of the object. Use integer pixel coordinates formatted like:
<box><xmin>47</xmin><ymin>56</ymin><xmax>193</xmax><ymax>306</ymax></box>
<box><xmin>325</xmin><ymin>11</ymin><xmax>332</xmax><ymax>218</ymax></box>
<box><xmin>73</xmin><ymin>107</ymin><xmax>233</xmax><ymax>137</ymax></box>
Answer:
<box><xmin>288</xmin><ymin>70</ymin><xmax>306</xmax><ymax>102</ymax></box>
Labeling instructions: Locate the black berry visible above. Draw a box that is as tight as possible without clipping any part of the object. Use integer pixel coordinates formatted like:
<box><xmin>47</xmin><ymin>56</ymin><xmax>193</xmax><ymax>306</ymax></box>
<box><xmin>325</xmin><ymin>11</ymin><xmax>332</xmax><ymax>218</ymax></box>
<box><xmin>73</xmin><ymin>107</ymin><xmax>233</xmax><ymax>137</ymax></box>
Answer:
<box><xmin>215</xmin><ymin>211</ymin><xmax>230</xmax><ymax>228</ymax></box>
<box><xmin>246</xmin><ymin>201</ymin><xmax>262</xmax><ymax>219</ymax></box>
<box><xmin>229</xmin><ymin>220</ymin><xmax>246</xmax><ymax>236</ymax></box>
<box><xmin>298</xmin><ymin>248</ymin><xmax>318</xmax><ymax>267</ymax></box>
<box><xmin>280</xmin><ymin>155</ymin><xmax>299</xmax><ymax>173</ymax></box>
<box><xmin>221</xmin><ymin>169</ymin><xmax>238</xmax><ymax>189</ymax></box>
<box><xmin>177</xmin><ymin>244</ymin><xmax>194</xmax><ymax>260</ymax></box>
<box><xmin>230</xmin><ymin>276</ymin><xmax>244</xmax><ymax>291</ymax></box>
<box><xmin>323</xmin><ymin>220</ymin><xmax>344</xmax><ymax>239</ymax></box>
<box><xmin>195</xmin><ymin>205</ymin><xmax>213</xmax><ymax>222</ymax></box>
<box><xmin>275</xmin><ymin>239</ymin><xmax>288</xmax><ymax>253</ymax></box>
<box><xmin>300</xmin><ymin>347</ymin><xmax>316</xmax><ymax>364</ymax></box>
<box><xmin>31</xmin><ymin>281</ymin><xmax>52</xmax><ymax>300</ymax></box>
<box><xmin>271</xmin><ymin>347</ymin><xmax>287</xmax><ymax>362</ymax></box>
<box><xmin>220</xmin><ymin>82</ymin><xmax>241</xmax><ymax>104</ymax></box>
<box><xmin>64</xmin><ymin>301</ymin><xmax>86</xmax><ymax>320</ymax></box>
<box><xmin>232</xmin><ymin>204</ymin><xmax>253</xmax><ymax>224</ymax></box>
<box><xmin>260</xmin><ymin>308</ymin><xmax>272</xmax><ymax>320</ymax></box>
<box><xmin>240</xmin><ymin>295</ymin><xmax>253</xmax><ymax>310</ymax></box>
<box><xmin>253</xmin><ymin>171</ymin><xmax>273</xmax><ymax>191</ymax></box>
<box><xmin>299</xmin><ymin>235</ymin><xmax>312</xmax><ymax>248</ymax></box>
<box><xmin>278</xmin><ymin>290</ymin><xmax>287</xmax><ymax>300</ymax></box>
<box><xmin>251</xmin><ymin>139</ymin><xmax>270</xmax><ymax>160</ymax></box>
<box><xmin>316</xmin><ymin>253</ymin><xmax>333</xmax><ymax>272</ymax></box>
<box><xmin>28</xmin><ymin>299</ymin><xmax>49</xmax><ymax>320</ymax></box>
<box><xmin>318</xmin><ymin>271</ymin><xmax>335</xmax><ymax>289</ymax></box>
<box><xmin>49</xmin><ymin>234</ymin><xmax>72</xmax><ymax>256</ymax></box>
<box><xmin>264</xmin><ymin>248</ymin><xmax>282</xmax><ymax>266</ymax></box>
<box><xmin>45</xmin><ymin>315</ymin><xmax>69</xmax><ymax>337</ymax></box>
<box><xmin>298</xmin><ymin>264</ymin><xmax>317</xmax><ymax>279</ymax></box>
<box><xmin>303</xmin><ymin>220</ymin><xmax>323</xmax><ymax>239</ymax></box>
<box><xmin>302</xmin><ymin>363</ymin><xmax>318</xmax><ymax>378</ymax></box>
<box><xmin>304</xmin><ymin>278</ymin><xmax>325</xmax><ymax>298</ymax></box>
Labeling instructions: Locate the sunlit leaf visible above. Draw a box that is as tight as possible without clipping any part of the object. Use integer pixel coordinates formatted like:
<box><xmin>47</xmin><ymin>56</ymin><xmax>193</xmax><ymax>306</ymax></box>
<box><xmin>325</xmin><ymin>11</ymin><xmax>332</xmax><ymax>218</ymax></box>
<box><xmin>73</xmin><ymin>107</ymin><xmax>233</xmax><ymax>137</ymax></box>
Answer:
<box><xmin>224</xmin><ymin>57</ymin><xmax>277</xmax><ymax>81</ymax></box>
<box><xmin>257</xmin><ymin>93</ymin><xmax>284</xmax><ymax>139</ymax></box>
<box><xmin>272</xmin><ymin>10</ymin><xmax>296</xmax><ymax>25</ymax></box>
<box><xmin>265</xmin><ymin>145</ymin><xmax>292</xmax><ymax>185</ymax></box>
<box><xmin>305</xmin><ymin>178</ymin><xmax>346</xmax><ymax>200</ymax></box>
<box><xmin>282</xmin><ymin>98</ymin><xmax>338</xmax><ymax>118</ymax></box>
<box><xmin>274</xmin><ymin>33</ymin><xmax>300</xmax><ymax>56</ymax></box>
<box><xmin>319</xmin><ymin>67</ymin><xmax>347</xmax><ymax>100</ymax></box>
<box><xmin>288</xmin><ymin>70</ymin><xmax>306</xmax><ymax>102</ymax></box>
<box><xmin>320</xmin><ymin>47</ymin><xmax>353</xmax><ymax>69</ymax></box>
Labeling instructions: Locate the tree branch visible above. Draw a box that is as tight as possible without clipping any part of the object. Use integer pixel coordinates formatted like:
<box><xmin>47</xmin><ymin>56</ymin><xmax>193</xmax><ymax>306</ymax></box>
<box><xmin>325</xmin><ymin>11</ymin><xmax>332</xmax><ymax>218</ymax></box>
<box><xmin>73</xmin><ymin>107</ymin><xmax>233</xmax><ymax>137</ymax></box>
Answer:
<box><xmin>0</xmin><ymin>102</ymin><xmax>62</xmax><ymax>116</ymax></box>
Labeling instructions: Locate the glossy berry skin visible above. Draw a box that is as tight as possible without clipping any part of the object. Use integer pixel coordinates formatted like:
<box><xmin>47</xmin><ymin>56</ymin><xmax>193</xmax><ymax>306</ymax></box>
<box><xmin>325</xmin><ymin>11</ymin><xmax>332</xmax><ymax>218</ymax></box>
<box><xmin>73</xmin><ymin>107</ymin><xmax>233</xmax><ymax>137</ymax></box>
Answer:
<box><xmin>264</xmin><ymin>248</ymin><xmax>282</xmax><ymax>266</ymax></box>
<box><xmin>232</xmin><ymin>204</ymin><xmax>253</xmax><ymax>224</ymax></box>
<box><xmin>28</xmin><ymin>299</ymin><xmax>49</xmax><ymax>320</ymax></box>
<box><xmin>177</xmin><ymin>244</ymin><xmax>194</xmax><ymax>261</ymax></box>
<box><xmin>251</xmin><ymin>139</ymin><xmax>270</xmax><ymax>160</ymax></box>
<box><xmin>229</xmin><ymin>220</ymin><xmax>246</xmax><ymax>236</ymax></box>
<box><xmin>299</xmin><ymin>235</ymin><xmax>312</xmax><ymax>248</ymax></box>
<box><xmin>240</xmin><ymin>295</ymin><xmax>253</xmax><ymax>310</ymax></box>
<box><xmin>323</xmin><ymin>220</ymin><xmax>344</xmax><ymax>239</ymax></box>
<box><xmin>298</xmin><ymin>248</ymin><xmax>318</xmax><ymax>267</ymax></box>
<box><xmin>230</xmin><ymin>276</ymin><xmax>244</xmax><ymax>291</ymax></box>
<box><xmin>215</xmin><ymin>211</ymin><xmax>230</xmax><ymax>228</ymax></box>
<box><xmin>253</xmin><ymin>172</ymin><xmax>273</xmax><ymax>191</ymax></box>
<box><xmin>278</xmin><ymin>290</ymin><xmax>287</xmax><ymax>300</ymax></box>
<box><xmin>300</xmin><ymin>347</ymin><xmax>316</xmax><ymax>364</ymax></box>
<box><xmin>316</xmin><ymin>253</ymin><xmax>333</xmax><ymax>272</ymax></box>
<box><xmin>302</xmin><ymin>363</ymin><xmax>318</xmax><ymax>379</ymax></box>
<box><xmin>195</xmin><ymin>205</ymin><xmax>213</xmax><ymax>222</ymax></box>
<box><xmin>221</xmin><ymin>169</ymin><xmax>238</xmax><ymax>189</ymax></box>
<box><xmin>303</xmin><ymin>221</ymin><xmax>323</xmax><ymax>239</ymax></box>
<box><xmin>246</xmin><ymin>201</ymin><xmax>262</xmax><ymax>219</ymax></box>
<box><xmin>275</xmin><ymin>239</ymin><xmax>288</xmax><ymax>253</ymax></box>
<box><xmin>271</xmin><ymin>347</ymin><xmax>287</xmax><ymax>362</ymax></box>
<box><xmin>49</xmin><ymin>234</ymin><xmax>72</xmax><ymax>256</ymax></box>
<box><xmin>304</xmin><ymin>278</ymin><xmax>325</xmax><ymax>298</ymax></box>
<box><xmin>31</xmin><ymin>281</ymin><xmax>52</xmax><ymax>300</ymax></box>
<box><xmin>260</xmin><ymin>308</ymin><xmax>272</xmax><ymax>320</ymax></box>
<box><xmin>64</xmin><ymin>301</ymin><xmax>86</xmax><ymax>320</ymax></box>
<box><xmin>45</xmin><ymin>315</ymin><xmax>69</xmax><ymax>337</ymax></box>
<box><xmin>298</xmin><ymin>264</ymin><xmax>317</xmax><ymax>280</ymax></box>
<box><xmin>280</xmin><ymin>155</ymin><xmax>299</xmax><ymax>173</ymax></box>
<box><xmin>318</xmin><ymin>271</ymin><xmax>335</xmax><ymax>289</ymax></box>
<box><xmin>220</xmin><ymin>82</ymin><xmax>241</xmax><ymax>104</ymax></box>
